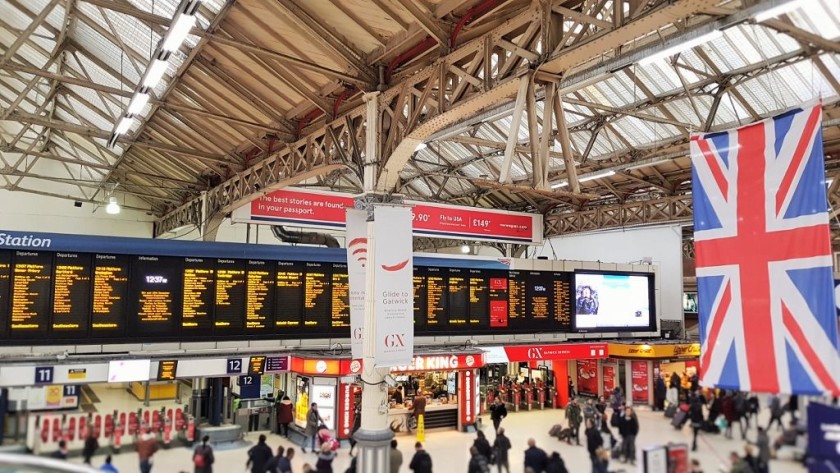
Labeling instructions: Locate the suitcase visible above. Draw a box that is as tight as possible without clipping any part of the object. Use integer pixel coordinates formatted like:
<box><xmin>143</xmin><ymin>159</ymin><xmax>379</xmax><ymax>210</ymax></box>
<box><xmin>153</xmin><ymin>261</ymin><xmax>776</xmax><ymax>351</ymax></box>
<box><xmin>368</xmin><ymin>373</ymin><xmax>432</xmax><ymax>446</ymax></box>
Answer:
<box><xmin>664</xmin><ymin>404</ymin><xmax>677</xmax><ymax>418</ymax></box>
<box><xmin>548</xmin><ymin>424</ymin><xmax>563</xmax><ymax>437</ymax></box>
<box><xmin>671</xmin><ymin>410</ymin><xmax>688</xmax><ymax>429</ymax></box>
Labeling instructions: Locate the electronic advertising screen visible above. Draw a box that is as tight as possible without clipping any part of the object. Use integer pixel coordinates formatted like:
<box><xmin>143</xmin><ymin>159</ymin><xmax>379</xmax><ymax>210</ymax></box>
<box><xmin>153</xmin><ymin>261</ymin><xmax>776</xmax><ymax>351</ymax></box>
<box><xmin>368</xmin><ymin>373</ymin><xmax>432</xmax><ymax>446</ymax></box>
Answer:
<box><xmin>683</xmin><ymin>292</ymin><xmax>698</xmax><ymax>314</ymax></box>
<box><xmin>572</xmin><ymin>271</ymin><xmax>656</xmax><ymax>332</ymax></box>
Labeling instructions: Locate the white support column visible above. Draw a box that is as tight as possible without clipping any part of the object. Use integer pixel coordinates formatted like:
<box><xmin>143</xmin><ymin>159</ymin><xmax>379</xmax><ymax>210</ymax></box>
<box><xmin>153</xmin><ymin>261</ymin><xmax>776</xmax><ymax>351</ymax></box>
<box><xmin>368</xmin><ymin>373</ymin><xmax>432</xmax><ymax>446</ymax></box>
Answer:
<box><xmin>624</xmin><ymin>359</ymin><xmax>633</xmax><ymax>407</ymax></box>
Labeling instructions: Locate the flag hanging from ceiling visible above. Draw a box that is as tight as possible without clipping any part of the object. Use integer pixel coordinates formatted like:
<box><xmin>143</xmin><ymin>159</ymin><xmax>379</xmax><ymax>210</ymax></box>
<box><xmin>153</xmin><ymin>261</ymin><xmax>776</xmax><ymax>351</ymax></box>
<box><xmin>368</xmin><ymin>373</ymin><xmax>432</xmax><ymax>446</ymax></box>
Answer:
<box><xmin>691</xmin><ymin>102</ymin><xmax>840</xmax><ymax>395</ymax></box>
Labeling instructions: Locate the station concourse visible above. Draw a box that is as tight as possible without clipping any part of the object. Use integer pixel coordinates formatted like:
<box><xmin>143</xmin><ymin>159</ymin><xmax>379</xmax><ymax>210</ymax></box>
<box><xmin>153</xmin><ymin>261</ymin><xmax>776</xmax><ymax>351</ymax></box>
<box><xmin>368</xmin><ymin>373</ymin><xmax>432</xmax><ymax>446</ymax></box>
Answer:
<box><xmin>0</xmin><ymin>0</ymin><xmax>839</xmax><ymax>472</ymax></box>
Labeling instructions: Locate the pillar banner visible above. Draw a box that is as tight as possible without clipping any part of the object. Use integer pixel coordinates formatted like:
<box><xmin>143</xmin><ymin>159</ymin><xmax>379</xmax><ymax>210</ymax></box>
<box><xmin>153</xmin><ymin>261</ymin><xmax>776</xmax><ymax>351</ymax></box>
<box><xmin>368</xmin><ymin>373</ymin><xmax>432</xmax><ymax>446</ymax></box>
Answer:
<box><xmin>631</xmin><ymin>361</ymin><xmax>649</xmax><ymax>403</ymax></box>
<box><xmin>576</xmin><ymin>359</ymin><xmax>598</xmax><ymax>396</ymax></box>
<box><xmin>459</xmin><ymin>370</ymin><xmax>477</xmax><ymax>426</ymax></box>
<box><xmin>603</xmin><ymin>364</ymin><xmax>616</xmax><ymax>392</ymax></box>
<box><xmin>373</xmin><ymin>206</ymin><xmax>414</xmax><ymax>367</ymax></box>
<box><xmin>346</xmin><ymin>208</ymin><xmax>367</xmax><ymax>359</ymax></box>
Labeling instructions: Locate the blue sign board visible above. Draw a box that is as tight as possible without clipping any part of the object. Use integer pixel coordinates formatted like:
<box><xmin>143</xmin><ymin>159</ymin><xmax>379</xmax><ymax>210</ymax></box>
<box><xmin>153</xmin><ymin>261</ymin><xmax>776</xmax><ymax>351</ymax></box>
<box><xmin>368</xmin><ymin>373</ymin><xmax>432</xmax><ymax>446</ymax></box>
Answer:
<box><xmin>808</xmin><ymin>402</ymin><xmax>840</xmax><ymax>468</ymax></box>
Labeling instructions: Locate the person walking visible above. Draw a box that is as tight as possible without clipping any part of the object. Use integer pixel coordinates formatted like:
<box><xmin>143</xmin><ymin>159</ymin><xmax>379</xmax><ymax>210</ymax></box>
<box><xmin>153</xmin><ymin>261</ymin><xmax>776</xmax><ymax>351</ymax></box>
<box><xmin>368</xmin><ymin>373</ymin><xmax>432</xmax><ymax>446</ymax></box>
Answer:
<box><xmin>315</xmin><ymin>443</ymin><xmax>336</xmax><ymax>473</ymax></box>
<box><xmin>473</xmin><ymin>431</ymin><xmax>493</xmax><ymax>462</ymax></box>
<box><xmin>246</xmin><ymin>434</ymin><xmax>273</xmax><ymax>473</ymax></box>
<box><xmin>277</xmin><ymin>395</ymin><xmax>293</xmax><ymax>437</ymax></box>
<box><xmin>747</xmin><ymin>394</ymin><xmax>760</xmax><ymax>428</ymax></box>
<box><xmin>654</xmin><ymin>375</ymin><xmax>667</xmax><ymax>411</ymax></box>
<box><xmin>753</xmin><ymin>428</ymin><xmax>770</xmax><ymax>473</ymax></box>
<box><xmin>390</xmin><ymin>439</ymin><xmax>404</xmax><ymax>473</ymax></box>
<box><xmin>583</xmin><ymin>399</ymin><xmax>598</xmax><ymax>429</ymax></box>
<box><xmin>567</xmin><ymin>377</ymin><xmax>575</xmax><ymax>400</ymax></box>
<box><xmin>734</xmin><ymin>392</ymin><xmax>749</xmax><ymax>439</ymax></box>
<box><xmin>599</xmin><ymin>412</ymin><xmax>615</xmax><ymax>451</ymax></box>
<box><xmin>409</xmin><ymin>442</ymin><xmax>433</xmax><ymax>473</ymax></box>
<box><xmin>766</xmin><ymin>395</ymin><xmax>784</xmax><ymax>431</ymax></box>
<box><xmin>99</xmin><ymin>455</ymin><xmax>118</xmax><ymax>473</ymax></box>
<box><xmin>722</xmin><ymin>392</ymin><xmax>738</xmax><ymax>439</ymax></box>
<box><xmin>609</xmin><ymin>387</ymin><xmax>623</xmax><ymax>411</ymax></box>
<box><xmin>565</xmin><ymin>398</ymin><xmax>582</xmax><ymax>446</ymax></box>
<box><xmin>618</xmin><ymin>406</ymin><xmax>639</xmax><ymax>465</ymax></box>
<box><xmin>489</xmin><ymin>398</ymin><xmax>508</xmax><ymax>433</ymax></box>
<box><xmin>410</xmin><ymin>391</ymin><xmax>427</xmax><ymax>433</ymax></box>
<box><xmin>689</xmin><ymin>390</ymin><xmax>706</xmax><ymax>452</ymax></box>
<box><xmin>668</xmin><ymin>372</ymin><xmax>681</xmax><ymax>405</ymax></box>
<box><xmin>263</xmin><ymin>446</ymin><xmax>286</xmax><ymax>473</ymax></box>
<box><xmin>492</xmin><ymin>428</ymin><xmax>512</xmax><ymax>473</ymax></box>
<box><xmin>545</xmin><ymin>452</ymin><xmax>568</xmax><ymax>473</ymax></box>
<box><xmin>135</xmin><ymin>429</ymin><xmax>159</xmax><ymax>473</ymax></box>
<box><xmin>468</xmin><ymin>446</ymin><xmax>491</xmax><ymax>473</ymax></box>
<box><xmin>82</xmin><ymin>429</ymin><xmax>99</xmax><ymax>464</ymax></box>
<box><xmin>585</xmin><ymin>419</ymin><xmax>603</xmax><ymax>473</ymax></box>
<box><xmin>788</xmin><ymin>394</ymin><xmax>799</xmax><ymax>423</ymax></box>
<box><xmin>523</xmin><ymin>438</ymin><xmax>548</xmax><ymax>473</ymax></box>
<box><xmin>193</xmin><ymin>435</ymin><xmax>215</xmax><ymax>473</ymax></box>
<box><xmin>303</xmin><ymin>402</ymin><xmax>323</xmax><ymax>453</ymax></box>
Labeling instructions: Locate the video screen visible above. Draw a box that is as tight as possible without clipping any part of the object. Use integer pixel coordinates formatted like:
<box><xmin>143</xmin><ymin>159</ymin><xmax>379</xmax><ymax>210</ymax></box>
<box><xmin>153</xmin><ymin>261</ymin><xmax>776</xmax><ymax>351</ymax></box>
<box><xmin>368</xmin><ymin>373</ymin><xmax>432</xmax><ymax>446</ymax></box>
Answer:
<box><xmin>572</xmin><ymin>271</ymin><xmax>655</xmax><ymax>332</ymax></box>
<box><xmin>683</xmin><ymin>292</ymin><xmax>698</xmax><ymax>313</ymax></box>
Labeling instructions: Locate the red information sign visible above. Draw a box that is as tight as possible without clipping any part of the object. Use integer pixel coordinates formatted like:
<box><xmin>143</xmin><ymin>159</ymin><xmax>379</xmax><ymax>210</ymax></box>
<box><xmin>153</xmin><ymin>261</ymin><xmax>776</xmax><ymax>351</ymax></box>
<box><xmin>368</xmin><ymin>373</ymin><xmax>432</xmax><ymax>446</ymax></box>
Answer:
<box><xmin>576</xmin><ymin>359</ymin><xmax>598</xmax><ymax>396</ymax></box>
<box><xmin>233</xmin><ymin>188</ymin><xmax>542</xmax><ymax>244</ymax></box>
<box><xmin>631</xmin><ymin>360</ymin><xmax>650</xmax><ymax>404</ymax></box>
<box><xmin>502</xmin><ymin>343</ymin><xmax>608</xmax><ymax>362</ymax></box>
<box><xmin>459</xmin><ymin>369</ymin><xmax>479</xmax><ymax>427</ymax></box>
<box><xmin>603</xmin><ymin>364</ymin><xmax>616</xmax><ymax>392</ymax></box>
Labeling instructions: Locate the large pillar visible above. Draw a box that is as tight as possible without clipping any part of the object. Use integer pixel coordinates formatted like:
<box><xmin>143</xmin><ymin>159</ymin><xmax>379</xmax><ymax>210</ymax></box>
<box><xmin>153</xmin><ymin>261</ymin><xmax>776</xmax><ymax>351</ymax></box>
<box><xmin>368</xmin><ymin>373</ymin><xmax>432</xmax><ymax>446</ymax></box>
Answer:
<box><xmin>209</xmin><ymin>378</ymin><xmax>224</xmax><ymax>427</ymax></box>
<box><xmin>552</xmin><ymin>360</ymin><xmax>569</xmax><ymax>408</ymax></box>
<box><xmin>354</xmin><ymin>91</ymin><xmax>394</xmax><ymax>473</ymax></box>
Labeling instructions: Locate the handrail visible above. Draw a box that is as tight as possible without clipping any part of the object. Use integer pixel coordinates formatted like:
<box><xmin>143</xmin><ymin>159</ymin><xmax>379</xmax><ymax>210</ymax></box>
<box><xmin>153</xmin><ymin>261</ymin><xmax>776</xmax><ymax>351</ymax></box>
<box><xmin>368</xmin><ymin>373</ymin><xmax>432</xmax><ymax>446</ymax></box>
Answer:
<box><xmin>0</xmin><ymin>453</ymin><xmax>101</xmax><ymax>472</ymax></box>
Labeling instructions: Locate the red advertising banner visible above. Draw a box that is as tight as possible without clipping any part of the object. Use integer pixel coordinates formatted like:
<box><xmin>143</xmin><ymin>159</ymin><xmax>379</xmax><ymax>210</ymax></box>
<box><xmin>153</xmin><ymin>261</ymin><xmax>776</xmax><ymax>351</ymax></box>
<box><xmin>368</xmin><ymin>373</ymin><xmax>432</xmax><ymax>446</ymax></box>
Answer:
<box><xmin>667</xmin><ymin>444</ymin><xmax>689</xmax><ymax>473</ymax></box>
<box><xmin>631</xmin><ymin>361</ymin><xmax>650</xmax><ymax>403</ymax></box>
<box><xmin>602</xmin><ymin>364</ymin><xmax>616</xmax><ymax>392</ymax></box>
<box><xmin>337</xmin><ymin>383</ymin><xmax>357</xmax><ymax>440</ymax></box>
<box><xmin>503</xmin><ymin>343</ymin><xmax>608</xmax><ymax>363</ymax></box>
<box><xmin>576</xmin><ymin>359</ymin><xmax>599</xmax><ymax>396</ymax></box>
<box><xmin>232</xmin><ymin>188</ymin><xmax>542</xmax><ymax>244</ymax></box>
<box><xmin>459</xmin><ymin>369</ymin><xmax>479</xmax><ymax>427</ymax></box>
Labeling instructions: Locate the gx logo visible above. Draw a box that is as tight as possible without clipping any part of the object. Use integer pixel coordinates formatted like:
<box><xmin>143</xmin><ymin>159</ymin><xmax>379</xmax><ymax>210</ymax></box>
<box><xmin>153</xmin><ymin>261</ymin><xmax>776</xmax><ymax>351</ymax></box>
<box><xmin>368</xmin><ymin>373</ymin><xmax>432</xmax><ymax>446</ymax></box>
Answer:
<box><xmin>353</xmin><ymin>328</ymin><xmax>363</xmax><ymax>339</ymax></box>
<box><xmin>526</xmin><ymin>347</ymin><xmax>544</xmax><ymax>359</ymax></box>
<box><xmin>384</xmin><ymin>333</ymin><xmax>406</xmax><ymax>348</ymax></box>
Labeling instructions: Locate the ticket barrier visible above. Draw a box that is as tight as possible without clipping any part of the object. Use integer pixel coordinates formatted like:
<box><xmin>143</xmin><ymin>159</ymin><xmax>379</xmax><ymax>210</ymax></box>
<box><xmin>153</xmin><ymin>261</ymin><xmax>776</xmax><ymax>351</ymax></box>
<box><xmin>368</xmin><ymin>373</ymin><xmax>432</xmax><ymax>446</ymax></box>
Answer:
<box><xmin>546</xmin><ymin>387</ymin><xmax>557</xmax><ymax>409</ymax></box>
<box><xmin>521</xmin><ymin>385</ymin><xmax>533</xmax><ymax>411</ymax></box>
<box><xmin>535</xmin><ymin>387</ymin><xmax>545</xmax><ymax>410</ymax></box>
<box><xmin>27</xmin><ymin>406</ymin><xmax>189</xmax><ymax>455</ymax></box>
<box><xmin>510</xmin><ymin>385</ymin><xmax>521</xmax><ymax>412</ymax></box>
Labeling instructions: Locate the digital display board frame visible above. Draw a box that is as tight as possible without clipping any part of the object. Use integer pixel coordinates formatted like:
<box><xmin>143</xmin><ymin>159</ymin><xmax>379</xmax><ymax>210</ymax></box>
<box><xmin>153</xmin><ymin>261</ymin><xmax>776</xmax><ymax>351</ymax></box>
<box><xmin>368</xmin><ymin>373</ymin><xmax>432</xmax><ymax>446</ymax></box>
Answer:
<box><xmin>0</xmin><ymin>230</ymin><xmax>657</xmax><ymax>344</ymax></box>
<box><xmin>571</xmin><ymin>270</ymin><xmax>657</xmax><ymax>333</ymax></box>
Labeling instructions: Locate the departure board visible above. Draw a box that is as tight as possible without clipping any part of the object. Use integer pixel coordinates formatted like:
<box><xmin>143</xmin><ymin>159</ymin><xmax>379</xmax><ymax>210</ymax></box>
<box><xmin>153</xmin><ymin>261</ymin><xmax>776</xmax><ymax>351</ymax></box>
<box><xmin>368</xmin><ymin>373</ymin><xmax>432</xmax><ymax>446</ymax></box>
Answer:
<box><xmin>0</xmin><ymin>251</ymin><xmax>10</xmax><ymax>336</ymax></box>
<box><xmin>182</xmin><ymin>258</ymin><xmax>214</xmax><ymax>332</ymax></box>
<box><xmin>552</xmin><ymin>272</ymin><xmax>571</xmax><ymax>330</ymax></box>
<box><xmin>425</xmin><ymin>267</ymin><xmax>446</xmax><ymax>327</ymax></box>
<box><xmin>527</xmin><ymin>271</ymin><xmax>552</xmax><ymax>323</ymax></box>
<box><xmin>275</xmin><ymin>261</ymin><xmax>304</xmax><ymax>327</ymax></box>
<box><xmin>412</xmin><ymin>267</ymin><xmax>427</xmax><ymax>328</ymax></box>
<box><xmin>51</xmin><ymin>252</ymin><xmax>91</xmax><ymax>335</ymax></box>
<box><xmin>303</xmin><ymin>262</ymin><xmax>331</xmax><ymax>328</ymax></box>
<box><xmin>91</xmin><ymin>254</ymin><xmax>129</xmax><ymax>333</ymax></box>
<box><xmin>488</xmin><ymin>274</ymin><xmax>508</xmax><ymax>328</ymax></box>
<box><xmin>10</xmin><ymin>251</ymin><xmax>51</xmax><ymax>336</ymax></box>
<box><xmin>215</xmin><ymin>259</ymin><xmax>246</xmax><ymax>331</ymax></box>
<box><xmin>158</xmin><ymin>360</ymin><xmax>178</xmax><ymax>380</ymax></box>
<box><xmin>468</xmin><ymin>269</ymin><xmax>488</xmax><ymax>326</ymax></box>
<box><xmin>130</xmin><ymin>256</ymin><xmax>180</xmax><ymax>336</ymax></box>
<box><xmin>246</xmin><ymin>260</ymin><xmax>273</xmax><ymax>331</ymax></box>
<box><xmin>330</xmin><ymin>263</ymin><xmax>350</xmax><ymax>329</ymax></box>
<box><xmin>447</xmin><ymin>267</ymin><xmax>468</xmax><ymax>326</ymax></box>
<box><xmin>508</xmin><ymin>271</ymin><xmax>527</xmax><ymax>326</ymax></box>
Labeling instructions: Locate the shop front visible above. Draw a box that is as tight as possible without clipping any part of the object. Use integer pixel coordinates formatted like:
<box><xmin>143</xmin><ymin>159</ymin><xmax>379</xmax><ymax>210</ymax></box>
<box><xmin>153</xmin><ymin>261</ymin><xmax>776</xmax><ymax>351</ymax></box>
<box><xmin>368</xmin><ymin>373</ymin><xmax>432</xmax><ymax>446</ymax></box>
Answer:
<box><xmin>606</xmin><ymin>342</ymin><xmax>701</xmax><ymax>407</ymax></box>
<box><xmin>286</xmin><ymin>357</ymin><xmax>359</xmax><ymax>441</ymax></box>
<box><xmin>481</xmin><ymin>342</ymin><xmax>608</xmax><ymax>410</ymax></box>
<box><xmin>385</xmin><ymin>353</ymin><xmax>484</xmax><ymax>433</ymax></box>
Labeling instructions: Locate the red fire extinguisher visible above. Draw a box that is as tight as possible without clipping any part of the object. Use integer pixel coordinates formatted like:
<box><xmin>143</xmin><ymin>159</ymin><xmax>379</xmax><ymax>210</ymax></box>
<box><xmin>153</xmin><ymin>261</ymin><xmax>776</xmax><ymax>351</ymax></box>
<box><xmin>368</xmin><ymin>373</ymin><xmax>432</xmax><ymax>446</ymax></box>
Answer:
<box><xmin>175</xmin><ymin>408</ymin><xmax>185</xmax><ymax>432</ymax></box>
<box><xmin>67</xmin><ymin>416</ymin><xmax>77</xmax><ymax>442</ymax></box>
<box><xmin>51</xmin><ymin>418</ymin><xmax>61</xmax><ymax>443</ymax></box>
<box><xmin>40</xmin><ymin>416</ymin><xmax>49</xmax><ymax>445</ymax></box>
<box><xmin>104</xmin><ymin>414</ymin><xmax>114</xmax><ymax>445</ymax></box>
<box><xmin>114</xmin><ymin>415</ymin><xmax>124</xmax><ymax>451</ymax></box>
<box><xmin>93</xmin><ymin>415</ymin><xmax>102</xmax><ymax>438</ymax></box>
<box><xmin>128</xmin><ymin>412</ymin><xmax>137</xmax><ymax>436</ymax></box>
<box><xmin>79</xmin><ymin>416</ymin><xmax>88</xmax><ymax>440</ymax></box>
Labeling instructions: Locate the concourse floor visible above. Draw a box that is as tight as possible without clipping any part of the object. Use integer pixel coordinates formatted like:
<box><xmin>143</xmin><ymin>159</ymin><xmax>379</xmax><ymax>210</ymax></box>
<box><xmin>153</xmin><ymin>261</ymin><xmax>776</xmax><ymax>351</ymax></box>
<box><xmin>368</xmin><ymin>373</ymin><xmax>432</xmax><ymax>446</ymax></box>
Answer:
<box><xmin>71</xmin><ymin>406</ymin><xmax>806</xmax><ymax>473</ymax></box>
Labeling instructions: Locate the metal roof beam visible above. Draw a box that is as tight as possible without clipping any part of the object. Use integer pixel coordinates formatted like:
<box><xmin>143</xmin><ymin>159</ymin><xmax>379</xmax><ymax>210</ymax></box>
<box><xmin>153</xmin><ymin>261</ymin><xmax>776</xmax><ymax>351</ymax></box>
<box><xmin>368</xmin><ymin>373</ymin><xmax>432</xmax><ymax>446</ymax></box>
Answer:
<box><xmin>392</xmin><ymin>0</ymin><xmax>449</xmax><ymax>47</ymax></box>
<box><xmin>0</xmin><ymin>0</ymin><xmax>62</xmax><ymax>67</ymax></box>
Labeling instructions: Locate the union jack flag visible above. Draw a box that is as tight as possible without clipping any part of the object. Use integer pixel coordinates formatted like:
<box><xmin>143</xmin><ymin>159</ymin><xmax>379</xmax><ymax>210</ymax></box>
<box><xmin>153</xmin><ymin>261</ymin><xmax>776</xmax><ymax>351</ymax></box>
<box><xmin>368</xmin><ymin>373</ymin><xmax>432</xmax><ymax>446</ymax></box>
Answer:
<box><xmin>691</xmin><ymin>103</ymin><xmax>840</xmax><ymax>395</ymax></box>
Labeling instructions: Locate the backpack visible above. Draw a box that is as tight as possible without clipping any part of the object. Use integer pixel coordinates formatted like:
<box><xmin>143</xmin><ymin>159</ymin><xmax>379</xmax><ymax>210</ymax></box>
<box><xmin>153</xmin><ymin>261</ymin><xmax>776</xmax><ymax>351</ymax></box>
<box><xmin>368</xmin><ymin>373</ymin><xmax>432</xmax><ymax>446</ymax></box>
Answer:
<box><xmin>193</xmin><ymin>447</ymin><xmax>207</xmax><ymax>468</ymax></box>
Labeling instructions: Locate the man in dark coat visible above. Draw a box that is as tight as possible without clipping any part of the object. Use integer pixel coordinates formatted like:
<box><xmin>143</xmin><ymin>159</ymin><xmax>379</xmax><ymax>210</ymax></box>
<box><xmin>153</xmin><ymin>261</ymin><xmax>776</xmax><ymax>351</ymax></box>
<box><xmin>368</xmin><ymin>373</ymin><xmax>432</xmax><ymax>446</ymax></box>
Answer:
<box><xmin>618</xmin><ymin>407</ymin><xmax>639</xmax><ymax>465</ymax></box>
<box><xmin>467</xmin><ymin>446</ymin><xmax>491</xmax><ymax>473</ymax></box>
<box><xmin>409</xmin><ymin>442</ymin><xmax>433</xmax><ymax>473</ymax></box>
<box><xmin>585</xmin><ymin>420</ymin><xmax>603</xmax><ymax>471</ymax></box>
<box><xmin>523</xmin><ymin>438</ymin><xmax>548</xmax><ymax>473</ymax></box>
<box><xmin>245</xmin><ymin>434</ymin><xmax>273</xmax><ymax>473</ymax></box>
<box><xmin>654</xmin><ymin>375</ymin><xmax>667</xmax><ymax>411</ymax></box>
<box><xmin>489</xmin><ymin>398</ymin><xmax>508</xmax><ymax>433</ymax></box>
<box><xmin>82</xmin><ymin>430</ymin><xmax>99</xmax><ymax>464</ymax></box>
<box><xmin>688</xmin><ymin>391</ymin><xmax>706</xmax><ymax>452</ymax></box>
<box><xmin>472</xmin><ymin>431</ymin><xmax>493</xmax><ymax>462</ymax></box>
<box><xmin>565</xmin><ymin>398</ymin><xmax>582</xmax><ymax>446</ymax></box>
<box><xmin>493</xmin><ymin>428</ymin><xmax>512</xmax><ymax>473</ymax></box>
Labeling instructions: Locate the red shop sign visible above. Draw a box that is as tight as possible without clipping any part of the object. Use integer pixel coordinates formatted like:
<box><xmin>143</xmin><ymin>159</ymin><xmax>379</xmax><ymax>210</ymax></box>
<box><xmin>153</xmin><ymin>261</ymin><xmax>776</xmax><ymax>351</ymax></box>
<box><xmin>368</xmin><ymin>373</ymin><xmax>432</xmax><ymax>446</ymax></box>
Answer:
<box><xmin>603</xmin><ymin>365</ymin><xmax>616</xmax><ymax>392</ymax></box>
<box><xmin>503</xmin><ymin>343</ymin><xmax>608</xmax><ymax>362</ymax></box>
<box><xmin>631</xmin><ymin>361</ymin><xmax>650</xmax><ymax>404</ymax></box>
<box><xmin>391</xmin><ymin>354</ymin><xmax>484</xmax><ymax>372</ymax></box>
<box><xmin>233</xmin><ymin>187</ymin><xmax>542</xmax><ymax>244</ymax></box>
<box><xmin>459</xmin><ymin>370</ymin><xmax>479</xmax><ymax>426</ymax></box>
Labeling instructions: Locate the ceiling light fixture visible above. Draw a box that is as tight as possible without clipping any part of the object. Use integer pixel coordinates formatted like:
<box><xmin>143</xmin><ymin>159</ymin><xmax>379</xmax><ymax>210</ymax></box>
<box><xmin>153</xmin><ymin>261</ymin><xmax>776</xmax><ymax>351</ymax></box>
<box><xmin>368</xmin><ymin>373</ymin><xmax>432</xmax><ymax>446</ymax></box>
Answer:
<box><xmin>143</xmin><ymin>58</ymin><xmax>170</xmax><ymax>89</ymax></box>
<box><xmin>753</xmin><ymin>0</ymin><xmax>807</xmax><ymax>22</ymax></box>
<box><xmin>551</xmin><ymin>181</ymin><xmax>568</xmax><ymax>189</ymax></box>
<box><xmin>161</xmin><ymin>13</ymin><xmax>196</xmax><ymax>52</ymax></box>
<box><xmin>461</xmin><ymin>244</ymin><xmax>471</xmax><ymax>254</ymax></box>
<box><xmin>115</xmin><ymin>117</ymin><xmax>134</xmax><ymax>135</ymax></box>
<box><xmin>579</xmin><ymin>170</ymin><xmax>616</xmax><ymax>182</ymax></box>
<box><xmin>127</xmin><ymin>92</ymin><xmax>150</xmax><ymax>115</ymax></box>
<box><xmin>105</xmin><ymin>196</ymin><xmax>121</xmax><ymax>215</ymax></box>
<box><xmin>638</xmin><ymin>30</ymin><xmax>723</xmax><ymax>65</ymax></box>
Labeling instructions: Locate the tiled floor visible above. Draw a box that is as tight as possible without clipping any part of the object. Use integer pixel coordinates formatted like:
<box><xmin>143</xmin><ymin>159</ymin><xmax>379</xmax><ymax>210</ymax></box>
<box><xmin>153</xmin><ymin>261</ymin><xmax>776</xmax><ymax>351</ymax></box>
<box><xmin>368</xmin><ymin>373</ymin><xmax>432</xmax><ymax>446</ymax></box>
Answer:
<box><xmin>69</xmin><ymin>405</ymin><xmax>805</xmax><ymax>472</ymax></box>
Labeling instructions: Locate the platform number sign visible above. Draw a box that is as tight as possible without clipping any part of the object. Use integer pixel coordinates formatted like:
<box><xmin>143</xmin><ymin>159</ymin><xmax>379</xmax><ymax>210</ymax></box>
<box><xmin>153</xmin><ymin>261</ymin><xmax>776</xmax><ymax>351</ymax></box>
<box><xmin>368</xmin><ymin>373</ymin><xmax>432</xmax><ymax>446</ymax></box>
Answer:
<box><xmin>226</xmin><ymin>359</ymin><xmax>242</xmax><ymax>374</ymax></box>
<box><xmin>34</xmin><ymin>367</ymin><xmax>54</xmax><ymax>385</ymax></box>
<box><xmin>238</xmin><ymin>375</ymin><xmax>256</xmax><ymax>386</ymax></box>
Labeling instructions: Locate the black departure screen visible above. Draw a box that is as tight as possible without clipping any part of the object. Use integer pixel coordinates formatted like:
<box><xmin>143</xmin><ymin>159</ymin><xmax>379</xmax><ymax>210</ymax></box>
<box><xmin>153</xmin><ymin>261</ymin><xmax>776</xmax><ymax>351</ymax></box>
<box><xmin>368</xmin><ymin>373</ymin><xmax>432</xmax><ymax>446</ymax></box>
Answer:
<box><xmin>447</xmin><ymin>267</ymin><xmax>468</xmax><ymax>327</ymax></box>
<box><xmin>275</xmin><ymin>261</ymin><xmax>304</xmax><ymax>328</ymax></box>
<box><xmin>527</xmin><ymin>271</ymin><xmax>553</xmax><ymax>326</ymax></box>
<box><xmin>129</xmin><ymin>256</ymin><xmax>181</xmax><ymax>336</ymax></box>
<box><xmin>468</xmin><ymin>268</ymin><xmax>489</xmax><ymax>327</ymax></box>
<box><xmin>553</xmin><ymin>272</ymin><xmax>572</xmax><ymax>330</ymax></box>
<box><xmin>91</xmin><ymin>254</ymin><xmax>128</xmax><ymax>334</ymax></box>
<box><xmin>51</xmin><ymin>252</ymin><xmax>91</xmax><ymax>336</ymax></box>
<box><xmin>303</xmin><ymin>262</ymin><xmax>331</xmax><ymax>329</ymax></box>
<box><xmin>412</xmin><ymin>266</ymin><xmax>427</xmax><ymax>329</ymax></box>
<box><xmin>215</xmin><ymin>259</ymin><xmax>246</xmax><ymax>332</ymax></box>
<box><xmin>246</xmin><ymin>260</ymin><xmax>273</xmax><ymax>331</ymax></box>
<box><xmin>182</xmin><ymin>257</ymin><xmax>215</xmax><ymax>333</ymax></box>
<box><xmin>10</xmin><ymin>251</ymin><xmax>51</xmax><ymax>336</ymax></box>
<box><xmin>508</xmin><ymin>270</ymin><xmax>527</xmax><ymax>328</ymax></box>
<box><xmin>0</xmin><ymin>251</ymin><xmax>10</xmax><ymax>336</ymax></box>
<box><xmin>330</xmin><ymin>263</ymin><xmax>350</xmax><ymax>330</ymax></box>
<box><xmin>425</xmin><ymin>266</ymin><xmax>446</xmax><ymax>328</ymax></box>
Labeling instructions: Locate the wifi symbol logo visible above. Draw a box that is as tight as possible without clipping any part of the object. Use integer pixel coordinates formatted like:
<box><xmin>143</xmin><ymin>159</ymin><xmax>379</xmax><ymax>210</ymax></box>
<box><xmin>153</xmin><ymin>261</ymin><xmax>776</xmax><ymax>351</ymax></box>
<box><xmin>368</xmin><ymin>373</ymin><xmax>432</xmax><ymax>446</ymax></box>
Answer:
<box><xmin>348</xmin><ymin>237</ymin><xmax>367</xmax><ymax>268</ymax></box>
